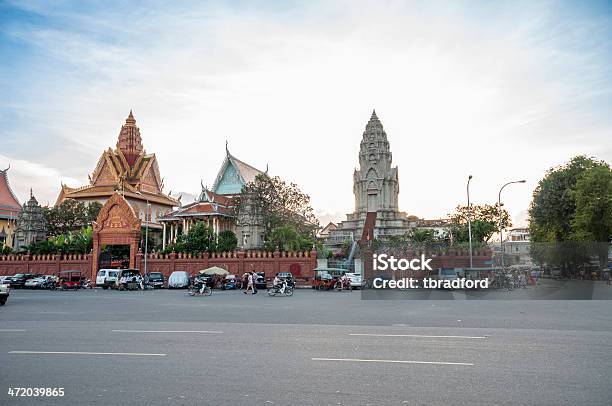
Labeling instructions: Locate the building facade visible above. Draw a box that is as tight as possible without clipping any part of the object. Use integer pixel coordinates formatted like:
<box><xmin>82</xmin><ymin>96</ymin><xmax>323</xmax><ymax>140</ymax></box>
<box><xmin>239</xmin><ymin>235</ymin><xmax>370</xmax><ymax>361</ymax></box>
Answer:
<box><xmin>327</xmin><ymin>111</ymin><xmax>413</xmax><ymax>246</ymax></box>
<box><xmin>56</xmin><ymin>111</ymin><xmax>178</xmax><ymax>240</ymax></box>
<box><xmin>0</xmin><ymin>166</ymin><xmax>21</xmax><ymax>250</ymax></box>
<box><xmin>160</xmin><ymin>146</ymin><xmax>267</xmax><ymax>250</ymax></box>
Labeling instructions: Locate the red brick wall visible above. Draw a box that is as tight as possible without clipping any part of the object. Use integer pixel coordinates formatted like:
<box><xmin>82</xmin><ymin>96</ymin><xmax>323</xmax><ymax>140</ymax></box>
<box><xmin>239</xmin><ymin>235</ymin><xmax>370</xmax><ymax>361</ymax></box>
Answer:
<box><xmin>0</xmin><ymin>254</ymin><xmax>92</xmax><ymax>276</ymax></box>
<box><xmin>0</xmin><ymin>250</ymin><xmax>318</xmax><ymax>284</ymax></box>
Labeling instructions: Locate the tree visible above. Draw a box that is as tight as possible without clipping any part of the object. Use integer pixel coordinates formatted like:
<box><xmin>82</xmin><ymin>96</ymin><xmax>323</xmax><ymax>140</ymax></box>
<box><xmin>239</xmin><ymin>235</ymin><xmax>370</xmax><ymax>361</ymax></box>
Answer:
<box><xmin>265</xmin><ymin>224</ymin><xmax>314</xmax><ymax>252</ymax></box>
<box><xmin>529</xmin><ymin>156</ymin><xmax>611</xmax><ymax>273</ymax></box>
<box><xmin>217</xmin><ymin>230</ymin><xmax>238</xmax><ymax>252</ymax></box>
<box><xmin>43</xmin><ymin>200</ymin><xmax>102</xmax><ymax>236</ymax></box>
<box><xmin>235</xmin><ymin>175</ymin><xmax>319</xmax><ymax>248</ymax></box>
<box><xmin>27</xmin><ymin>226</ymin><xmax>93</xmax><ymax>255</ymax></box>
<box><xmin>175</xmin><ymin>222</ymin><xmax>216</xmax><ymax>254</ymax></box>
<box><xmin>448</xmin><ymin>204</ymin><xmax>511</xmax><ymax>245</ymax></box>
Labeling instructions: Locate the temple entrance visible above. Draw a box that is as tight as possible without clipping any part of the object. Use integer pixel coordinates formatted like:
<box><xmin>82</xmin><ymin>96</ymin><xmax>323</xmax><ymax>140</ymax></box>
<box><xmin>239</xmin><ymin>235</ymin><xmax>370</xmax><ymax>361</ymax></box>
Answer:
<box><xmin>98</xmin><ymin>245</ymin><xmax>130</xmax><ymax>269</ymax></box>
<box><xmin>92</xmin><ymin>192</ymin><xmax>141</xmax><ymax>283</ymax></box>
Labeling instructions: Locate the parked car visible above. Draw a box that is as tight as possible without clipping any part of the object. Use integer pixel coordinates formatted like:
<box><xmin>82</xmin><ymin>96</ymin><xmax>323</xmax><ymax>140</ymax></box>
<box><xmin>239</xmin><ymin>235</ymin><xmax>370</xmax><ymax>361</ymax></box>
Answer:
<box><xmin>96</xmin><ymin>269</ymin><xmax>120</xmax><ymax>289</ymax></box>
<box><xmin>346</xmin><ymin>273</ymin><xmax>365</xmax><ymax>289</ymax></box>
<box><xmin>24</xmin><ymin>275</ymin><xmax>54</xmax><ymax>289</ymax></box>
<box><xmin>10</xmin><ymin>273</ymin><xmax>35</xmax><ymax>288</ymax></box>
<box><xmin>254</xmin><ymin>272</ymin><xmax>267</xmax><ymax>290</ymax></box>
<box><xmin>1</xmin><ymin>275</ymin><xmax>13</xmax><ymax>285</ymax></box>
<box><xmin>223</xmin><ymin>274</ymin><xmax>241</xmax><ymax>290</ymax></box>
<box><xmin>146</xmin><ymin>272</ymin><xmax>165</xmax><ymax>288</ymax></box>
<box><xmin>0</xmin><ymin>283</ymin><xmax>9</xmax><ymax>305</ymax></box>
<box><xmin>168</xmin><ymin>271</ymin><xmax>190</xmax><ymax>288</ymax></box>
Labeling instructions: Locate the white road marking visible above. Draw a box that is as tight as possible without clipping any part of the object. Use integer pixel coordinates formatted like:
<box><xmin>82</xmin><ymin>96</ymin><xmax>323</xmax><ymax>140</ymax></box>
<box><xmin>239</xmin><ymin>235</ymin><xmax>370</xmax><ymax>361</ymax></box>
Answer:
<box><xmin>349</xmin><ymin>333</ymin><xmax>486</xmax><ymax>339</ymax></box>
<box><xmin>112</xmin><ymin>330</ymin><xmax>223</xmax><ymax>334</ymax></box>
<box><xmin>9</xmin><ymin>351</ymin><xmax>166</xmax><ymax>356</ymax></box>
<box><xmin>0</xmin><ymin>329</ymin><xmax>26</xmax><ymax>332</ymax></box>
<box><xmin>312</xmin><ymin>357</ymin><xmax>474</xmax><ymax>366</ymax></box>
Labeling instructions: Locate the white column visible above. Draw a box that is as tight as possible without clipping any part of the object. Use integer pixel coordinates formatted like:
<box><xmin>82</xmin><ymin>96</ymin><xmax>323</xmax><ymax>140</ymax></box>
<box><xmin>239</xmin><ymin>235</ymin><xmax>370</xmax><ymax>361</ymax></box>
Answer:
<box><xmin>162</xmin><ymin>223</ymin><xmax>167</xmax><ymax>250</ymax></box>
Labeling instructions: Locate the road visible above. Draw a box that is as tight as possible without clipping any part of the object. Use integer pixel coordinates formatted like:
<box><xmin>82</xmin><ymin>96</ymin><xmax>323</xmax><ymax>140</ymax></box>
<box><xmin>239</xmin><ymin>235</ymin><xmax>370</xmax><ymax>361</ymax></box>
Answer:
<box><xmin>1</xmin><ymin>288</ymin><xmax>611</xmax><ymax>405</ymax></box>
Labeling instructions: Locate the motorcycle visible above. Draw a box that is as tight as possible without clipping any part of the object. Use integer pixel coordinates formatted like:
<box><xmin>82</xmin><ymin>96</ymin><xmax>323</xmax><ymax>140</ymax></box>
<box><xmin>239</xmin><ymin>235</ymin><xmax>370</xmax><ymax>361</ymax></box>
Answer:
<box><xmin>267</xmin><ymin>282</ymin><xmax>294</xmax><ymax>297</ymax></box>
<box><xmin>82</xmin><ymin>279</ymin><xmax>93</xmax><ymax>289</ymax></box>
<box><xmin>335</xmin><ymin>277</ymin><xmax>352</xmax><ymax>292</ymax></box>
<box><xmin>188</xmin><ymin>280</ymin><xmax>212</xmax><ymax>296</ymax></box>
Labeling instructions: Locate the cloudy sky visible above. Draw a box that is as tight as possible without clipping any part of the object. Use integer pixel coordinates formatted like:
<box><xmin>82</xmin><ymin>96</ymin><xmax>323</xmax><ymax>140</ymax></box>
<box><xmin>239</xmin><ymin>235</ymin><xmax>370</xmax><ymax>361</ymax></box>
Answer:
<box><xmin>1</xmin><ymin>0</ymin><xmax>611</xmax><ymax>227</ymax></box>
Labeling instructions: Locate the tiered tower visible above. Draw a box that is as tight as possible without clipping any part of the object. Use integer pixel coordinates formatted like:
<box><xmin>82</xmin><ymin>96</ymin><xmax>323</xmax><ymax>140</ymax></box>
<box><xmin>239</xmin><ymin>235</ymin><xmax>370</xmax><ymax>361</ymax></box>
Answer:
<box><xmin>13</xmin><ymin>191</ymin><xmax>47</xmax><ymax>251</ymax></box>
<box><xmin>353</xmin><ymin>110</ymin><xmax>399</xmax><ymax>213</ymax></box>
<box><xmin>327</xmin><ymin>111</ymin><xmax>412</xmax><ymax>246</ymax></box>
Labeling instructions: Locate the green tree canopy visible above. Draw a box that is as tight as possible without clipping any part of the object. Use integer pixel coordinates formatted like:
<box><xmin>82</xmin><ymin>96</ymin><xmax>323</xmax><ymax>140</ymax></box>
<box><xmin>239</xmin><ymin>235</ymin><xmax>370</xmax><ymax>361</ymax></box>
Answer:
<box><xmin>448</xmin><ymin>204</ymin><xmax>511</xmax><ymax>245</ymax></box>
<box><xmin>529</xmin><ymin>155</ymin><xmax>611</xmax><ymax>271</ymax></box>
<box><xmin>236</xmin><ymin>175</ymin><xmax>319</xmax><ymax>249</ymax></box>
<box><xmin>43</xmin><ymin>200</ymin><xmax>102</xmax><ymax>237</ymax></box>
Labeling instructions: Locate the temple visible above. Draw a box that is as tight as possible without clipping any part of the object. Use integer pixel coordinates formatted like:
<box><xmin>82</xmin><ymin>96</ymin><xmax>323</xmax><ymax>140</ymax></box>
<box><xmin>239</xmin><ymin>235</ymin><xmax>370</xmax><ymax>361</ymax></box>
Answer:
<box><xmin>13</xmin><ymin>190</ymin><xmax>47</xmax><ymax>251</ymax></box>
<box><xmin>56</xmin><ymin>111</ymin><xmax>178</xmax><ymax>240</ymax></box>
<box><xmin>159</xmin><ymin>146</ymin><xmax>267</xmax><ymax>250</ymax></box>
<box><xmin>327</xmin><ymin>111</ymin><xmax>413</xmax><ymax>246</ymax></box>
<box><xmin>0</xmin><ymin>166</ymin><xmax>22</xmax><ymax>250</ymax></box>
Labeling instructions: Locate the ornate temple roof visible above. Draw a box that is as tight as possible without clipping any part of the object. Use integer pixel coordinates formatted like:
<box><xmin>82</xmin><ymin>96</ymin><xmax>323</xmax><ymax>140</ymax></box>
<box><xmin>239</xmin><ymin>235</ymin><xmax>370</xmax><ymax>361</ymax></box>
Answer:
<box><xmin>212</xmin><ymin>144</ymin><xmax>266</xmax><ymax>195</ymax></box>
<box><xmin>0</xmin><ymin>165</ymin><xmax>22</xmax><ymax>220</ymax></box>
<box><xmin>116</xmin><ymin>110</ymin><xmax>144</xmax><ymax>167</ymax></box>
<box><xmin>159</xmin><ymin>186</ymin><xmax>235</xmax><ymax>221</ymax></box>
<box><xmin>56</xmin><ymin>111</ymin><xmax>178</xmax><ymax>208</ymax></box>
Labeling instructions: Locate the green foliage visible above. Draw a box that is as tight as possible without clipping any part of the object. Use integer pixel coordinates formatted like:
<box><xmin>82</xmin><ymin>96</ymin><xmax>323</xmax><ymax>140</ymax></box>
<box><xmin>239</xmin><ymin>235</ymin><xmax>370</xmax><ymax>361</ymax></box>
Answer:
<box><xmin>27</xmin><ymin>226</ymin><xmax>93</xmax><ymax>255</ymax></box>
<box><xmin>177</xmin><ymin>222</ymin><xmax>216</xmax><ymax>254</ymax></box>
<box><xmin>448</xmin><ymin>204</ymin><xmax>511</xmax><ymax>245</ymax></box>
<box><xmin>217</xmin><ymin>230</ymin><xmax>238</xmax><ymax>252</ymax></box>
<box><xmin>265</xmin><ymin>224</ymin><xmax>314</xmax><ymax>251</ymax></box>
<box><xmin>2</xmin><ymin>245</ymin><xmax>13</xmax><ymax>255</ymax></box>
<box><xmin>529</xmin><ymin>156</ymin><xmax>612</xmax><ymax>270</ymax></box>
<box><xmin>236</xmin><ymin>175</ymin><xmax>319</xmax><ymax>245</ymax></box>
<box><xmin>43</xmin><ymin>200</ymin><xmax>102</xmax><ymax>236</ymax></box>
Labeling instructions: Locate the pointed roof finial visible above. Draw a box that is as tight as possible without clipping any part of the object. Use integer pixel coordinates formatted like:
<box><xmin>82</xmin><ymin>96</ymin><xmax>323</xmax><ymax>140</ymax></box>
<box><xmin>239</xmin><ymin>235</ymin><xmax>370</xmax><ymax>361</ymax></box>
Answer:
<box><xmin>265</xmin><ymin>163</ymin><xmax>269</xmax><ymax>174</ymax></box>
<box><xmin>225</xmin><ymin>140</ymin><xmax>229</xmax><ymax>156</ymax></box>
<box><xmin>126</xmin><ymin>110</ymin><xmax>136</xmax><ymax>124</ymax></box>
<box><xmin>30</xmin><ymin>188</ymin><xmax>33</xmax><ymax>199</ymax></box>
<box><xmin>371</xmin><ymin>109</ymin><xmax>378</xmax><ymax>120</ymax></box>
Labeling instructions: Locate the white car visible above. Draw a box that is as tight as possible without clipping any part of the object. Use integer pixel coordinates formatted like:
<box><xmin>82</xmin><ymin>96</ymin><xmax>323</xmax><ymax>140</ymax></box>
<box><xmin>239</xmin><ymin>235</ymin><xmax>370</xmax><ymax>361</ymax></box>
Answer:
<box><xmin>346</xmin><ymin>273</ymin><xmax>365</xmax><ymax>289</ymax></box>
<box><xmin>96</xmin><ymin>269</ymin><xmax>120</xmax><ymax>289</ymax></box>
<box><xmin>0</xmin><ymin>283</ymin><xmax>9</xmax><ymax>305</ymax></box>
<box><xmin>24</xmin><ymin>276</ymin><xmax>50</xmax><ymax>289</ymax></box>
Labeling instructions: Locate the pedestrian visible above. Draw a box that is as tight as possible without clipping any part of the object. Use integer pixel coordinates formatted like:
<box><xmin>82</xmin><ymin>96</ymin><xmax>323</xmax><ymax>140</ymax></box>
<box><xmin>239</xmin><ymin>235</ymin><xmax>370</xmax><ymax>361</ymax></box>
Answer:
<box><xmin>251</xmin><ymin>271</ymin><xmax>257</xmax><ymax>294</ymax></box>
<box><xmin>244</xmin><ymin>272</ymin><xmax>253</xmax><ymax>294</ymax></box>
<box><xmin>243</xmin><ymin>272</ymin><xmax>250</xmax><ymax>294</ymax></box>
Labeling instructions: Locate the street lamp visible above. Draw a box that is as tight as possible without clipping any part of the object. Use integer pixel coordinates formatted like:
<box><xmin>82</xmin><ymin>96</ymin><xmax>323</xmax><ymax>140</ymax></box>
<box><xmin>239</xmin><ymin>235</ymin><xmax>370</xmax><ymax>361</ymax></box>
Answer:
<box><xmin>498</xmin><ymin>180</ymin><xmax>526</xmax><ymax>270</ymax></box>
<box><xmin>467</xmin><ymin>175</ymin><xmax>473</xmax><ymax>269</ymax></box>
<box><xmin>136</xmin><ymin>192</ymin><xmax>150</xmax><ymax>275</ymax></box>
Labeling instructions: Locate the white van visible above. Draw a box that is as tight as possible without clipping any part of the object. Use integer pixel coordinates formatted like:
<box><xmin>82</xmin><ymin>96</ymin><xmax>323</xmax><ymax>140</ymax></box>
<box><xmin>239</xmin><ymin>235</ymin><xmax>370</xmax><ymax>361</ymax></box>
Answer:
<box><xmin>96</xmin><ymin>269</ymin><xmax>120</xmax><ymax>289</ymax></box>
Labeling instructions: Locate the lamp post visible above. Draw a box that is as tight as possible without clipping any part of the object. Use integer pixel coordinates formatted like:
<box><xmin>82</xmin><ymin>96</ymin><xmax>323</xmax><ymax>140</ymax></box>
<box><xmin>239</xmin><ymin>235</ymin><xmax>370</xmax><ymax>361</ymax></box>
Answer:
<box><xmin>136</xmin><ymin>192</ymin><xmax>150</xmax><ymax>275</ymax></box>
<box><xmin>498</xmin><ymin>180</ymin><xmax>526</xmax><ymax>270</ymax></box>
<box><xmin>467</xmin><ymin>175</ymin><xmax>473</xmax><ymax>269</ymax></box>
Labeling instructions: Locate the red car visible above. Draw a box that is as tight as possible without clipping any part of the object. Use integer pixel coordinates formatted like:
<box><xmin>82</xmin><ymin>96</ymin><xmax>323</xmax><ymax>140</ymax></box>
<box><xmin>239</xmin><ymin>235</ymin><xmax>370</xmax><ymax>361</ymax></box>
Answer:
<box><xmin>59</xmin><ymin>271</ymin><xmax>82</xmax><ymax>290</ymax></box>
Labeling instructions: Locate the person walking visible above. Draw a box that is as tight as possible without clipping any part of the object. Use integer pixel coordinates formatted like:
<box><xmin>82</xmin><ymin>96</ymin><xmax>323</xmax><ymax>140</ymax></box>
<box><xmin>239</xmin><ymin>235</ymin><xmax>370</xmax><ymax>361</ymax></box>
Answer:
<box><xmin>251</xmin><ymin>271</ymin><xmax>257</xmax><ymax>294</ymax></box>
<box><xmin>244</xmin><ymin>272</ymin><xmax>253</xmax><ymax>295</ymax></box>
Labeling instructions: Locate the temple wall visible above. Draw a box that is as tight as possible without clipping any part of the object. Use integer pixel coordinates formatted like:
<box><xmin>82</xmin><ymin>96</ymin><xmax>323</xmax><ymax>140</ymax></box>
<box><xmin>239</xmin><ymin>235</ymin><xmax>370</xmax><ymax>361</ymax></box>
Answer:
<box><xmin>0</xmin><ymin>250</ymin><xmax>318</xmax><ymax>285</ymax></box>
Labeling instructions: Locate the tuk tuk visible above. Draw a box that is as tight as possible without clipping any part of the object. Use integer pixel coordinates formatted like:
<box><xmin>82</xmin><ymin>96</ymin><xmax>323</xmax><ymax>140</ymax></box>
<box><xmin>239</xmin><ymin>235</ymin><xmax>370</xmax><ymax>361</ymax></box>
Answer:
<box><xmin>312</xmin><ymin>269</ymin><xmax>335</xmax><ymax>290</ymax></box>
<box><xmin>58</xmin><ymin>270</ymin><xmax>82</xmax><ymax>290</ymax></box>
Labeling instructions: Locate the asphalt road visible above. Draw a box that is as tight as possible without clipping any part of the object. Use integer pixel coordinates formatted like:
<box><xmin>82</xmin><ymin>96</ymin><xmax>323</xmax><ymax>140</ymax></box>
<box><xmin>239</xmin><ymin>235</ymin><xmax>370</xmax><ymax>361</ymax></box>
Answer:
<box><xmin>1</xmin><ymin>288</ymin><xmax>611</xmax><ymax>406</ymax></box>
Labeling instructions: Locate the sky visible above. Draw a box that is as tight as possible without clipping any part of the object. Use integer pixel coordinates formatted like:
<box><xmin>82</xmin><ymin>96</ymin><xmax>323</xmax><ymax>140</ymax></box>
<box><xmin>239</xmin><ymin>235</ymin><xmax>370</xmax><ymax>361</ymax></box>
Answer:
<box><xmin>1</xmin><ymin>0</ymin><xmax>611</xmax><ymax>228</ymax></box>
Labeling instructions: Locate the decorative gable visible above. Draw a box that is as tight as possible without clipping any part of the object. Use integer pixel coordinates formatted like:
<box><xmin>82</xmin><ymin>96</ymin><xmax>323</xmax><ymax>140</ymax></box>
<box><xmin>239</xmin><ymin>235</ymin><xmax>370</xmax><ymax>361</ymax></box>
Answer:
<box><xmin>214</xmin><ymin>161</ymin><xmax>243</xmax><ymax>195</ymax></box>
